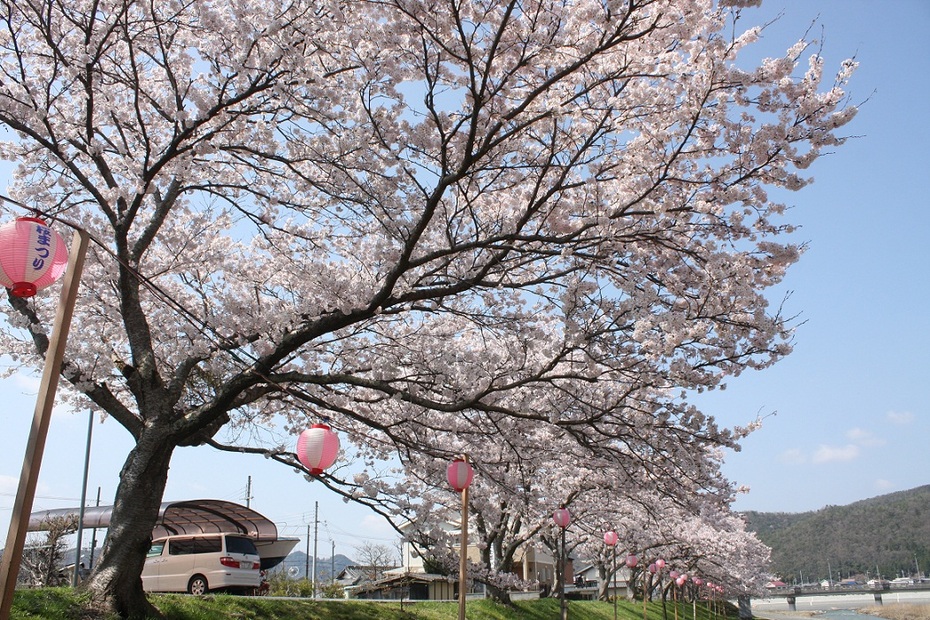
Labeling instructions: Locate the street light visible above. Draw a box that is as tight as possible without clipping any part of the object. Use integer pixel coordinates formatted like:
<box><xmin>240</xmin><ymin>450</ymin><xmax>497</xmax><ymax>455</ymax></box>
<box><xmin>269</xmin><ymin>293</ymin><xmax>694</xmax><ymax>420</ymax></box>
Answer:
<box><xmin>0</xmin><ymin>216</ymin><xmax>89</xmax><ymax>620</ymax></box>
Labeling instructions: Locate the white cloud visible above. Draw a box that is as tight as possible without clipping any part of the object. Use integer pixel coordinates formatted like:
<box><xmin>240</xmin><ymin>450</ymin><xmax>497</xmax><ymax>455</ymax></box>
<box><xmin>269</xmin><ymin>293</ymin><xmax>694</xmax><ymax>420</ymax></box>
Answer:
<box><xmin>874</xmin><ymin>478</ymin><xmax>895</xmax><ymax>491</ymax></box>
<box><xmin>6</xmin><ymin>370</ymin><xmax>83</xmax><ymax>418</ymax></box>
<box><xmin>777</xmin><ymin>448</ymin><xmax>806</xmax><ymax>465</ymax></box>
<box><xmin>812</xmin><ymin>444</ymin><xmax>860</xmax><ymax>464</ymax></box>
<box><xmin>886</xmin><ymin>410</ymin><xmax>914</xmax><ymax>425</ymax></box>
<box><xmin>0</xmin><ymin>474</ymin><xmax>19</xmax><ymax>494</ymax></box>
<box><xmin>357</xmin><ymin>514</ymin><xmax>397</xmax><ymax>541</ymax></box>
<box><xmin>845</xmin><ymin>427</ymin><xmax>885</xmax><ymax>447</ymax></box>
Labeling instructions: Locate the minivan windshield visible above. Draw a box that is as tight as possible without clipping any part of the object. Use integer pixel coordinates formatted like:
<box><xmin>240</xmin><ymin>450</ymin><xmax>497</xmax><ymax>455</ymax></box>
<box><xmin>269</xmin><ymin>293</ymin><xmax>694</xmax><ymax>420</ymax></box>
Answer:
<box><xmin>225</xmin><ymin>536</ymin><xmax>258</xmax><ymax>555</ymax></box>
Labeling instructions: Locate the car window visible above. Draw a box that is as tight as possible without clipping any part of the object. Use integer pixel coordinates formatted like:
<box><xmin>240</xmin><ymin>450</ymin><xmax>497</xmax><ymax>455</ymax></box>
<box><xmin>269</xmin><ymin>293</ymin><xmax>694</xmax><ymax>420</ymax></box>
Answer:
<box><xmin>168</xmin><ymin>539</ymin><xmax>194</xmax><ymax>555</ymax></box>
<box><xmin>147</xmin><ymin>542</ymin><xmax>165</xmax><ymax>558</ymax></box>
<box><xmin>225</xmin><ymin>536</ymin><xmax>258</xmax><ymax>555</ymax></box>
<box><xmin>190</xmin><ymin>538</ymin><xmax>222</xmax><ymax>554</ymax></box>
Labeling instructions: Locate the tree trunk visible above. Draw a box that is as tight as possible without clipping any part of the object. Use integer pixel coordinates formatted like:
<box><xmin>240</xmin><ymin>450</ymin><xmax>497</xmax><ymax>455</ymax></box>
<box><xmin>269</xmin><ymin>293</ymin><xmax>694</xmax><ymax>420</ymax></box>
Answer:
<box><xmin>485</xmin><ymin>580</ymin><xmax>513</xmax><ymax>605</ymax></box>
<box><xmin>84</xmin><ymin>430</ymin><xmax>175</xmax><ymax>619</ymax></box>
<box><xmin>597</xmin><ymin>562</ymin><xmax>609</xmax><ymax>601</ymax></box>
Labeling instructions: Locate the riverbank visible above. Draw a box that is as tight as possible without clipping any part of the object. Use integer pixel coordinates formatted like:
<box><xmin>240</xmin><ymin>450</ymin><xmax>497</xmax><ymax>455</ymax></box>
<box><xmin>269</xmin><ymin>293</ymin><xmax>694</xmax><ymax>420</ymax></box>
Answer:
<box><xmin>861</xmin><ymin>603</ymin><xmax>930</xmax><ymax>620</ymax></box>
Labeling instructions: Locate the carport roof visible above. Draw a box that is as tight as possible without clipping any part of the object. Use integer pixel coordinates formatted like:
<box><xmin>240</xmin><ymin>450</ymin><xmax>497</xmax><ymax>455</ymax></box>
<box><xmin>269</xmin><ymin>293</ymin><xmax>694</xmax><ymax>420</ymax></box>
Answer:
<box><xmin>28</xmin><ymin>499</ymin><xmax>279</xmax><ymax>541</ymax></box>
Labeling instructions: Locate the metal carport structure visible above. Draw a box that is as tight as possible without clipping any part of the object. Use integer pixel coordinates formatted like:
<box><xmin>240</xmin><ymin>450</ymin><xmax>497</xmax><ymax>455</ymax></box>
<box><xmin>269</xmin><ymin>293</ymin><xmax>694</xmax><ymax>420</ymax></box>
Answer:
<box><xmin>27</xmin><ymin>499</ymin><xmax>299</xmax><ymax>569</ymax></box>
<box><xmin>28</xmin><ymin>499</ymin><xmax>279</xmax><ymax>541</ymax></box>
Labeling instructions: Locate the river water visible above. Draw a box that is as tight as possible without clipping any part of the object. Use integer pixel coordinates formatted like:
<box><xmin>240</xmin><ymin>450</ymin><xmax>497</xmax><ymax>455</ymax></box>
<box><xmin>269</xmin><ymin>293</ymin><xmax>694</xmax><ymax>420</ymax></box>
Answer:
<box><xmin>822</xmin><ymin>610</ymin><xmax>900</xmax><ymax>620</ymax></box>
<box><xmin>751</xmin><ymin>590</ymin><xmax>930</xmax><ymax>620</ymax></box>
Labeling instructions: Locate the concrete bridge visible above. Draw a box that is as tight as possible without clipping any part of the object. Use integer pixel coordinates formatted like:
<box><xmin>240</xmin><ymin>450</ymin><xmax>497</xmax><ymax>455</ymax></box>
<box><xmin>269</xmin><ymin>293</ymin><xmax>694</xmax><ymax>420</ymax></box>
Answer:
<box><xmin>763</xmin><ymin>583</ymin><xmax>930</xmax><ymax>611</ymax></box>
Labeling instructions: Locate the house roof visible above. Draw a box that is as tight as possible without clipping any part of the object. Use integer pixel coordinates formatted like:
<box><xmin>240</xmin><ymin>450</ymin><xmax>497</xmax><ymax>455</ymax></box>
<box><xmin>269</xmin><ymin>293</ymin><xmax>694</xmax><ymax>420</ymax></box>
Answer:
<box><xmin>374</xmin><ymin>572</ymin><xmax>453</xmax><ymax>586</ymax></box>
<box><xmin>28</xmin><ymin>499</ymin><xmax>279</xmax><ymax>541</ymax></box>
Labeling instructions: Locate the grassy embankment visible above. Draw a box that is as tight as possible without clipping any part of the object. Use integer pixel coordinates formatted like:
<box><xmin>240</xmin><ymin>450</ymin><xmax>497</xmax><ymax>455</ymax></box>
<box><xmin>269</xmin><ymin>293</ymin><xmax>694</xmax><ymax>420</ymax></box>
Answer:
<box><xmin>13</xmin><ymin>589</ymin><xmax>930</xmax><ymax>620</ymax></box>
<box><xmin>10</xmin><ymin>588</ymin><xmax>737</xmax><ymax>620</ymax></box>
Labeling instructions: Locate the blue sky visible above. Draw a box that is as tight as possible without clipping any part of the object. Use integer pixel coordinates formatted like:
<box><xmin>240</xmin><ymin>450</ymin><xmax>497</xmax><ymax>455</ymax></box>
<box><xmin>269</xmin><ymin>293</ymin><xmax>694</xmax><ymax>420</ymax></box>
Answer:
<box><xmin>1</xmin><ymin>0</ymin><xmax>928</xmax><ymax>561</ymax></box>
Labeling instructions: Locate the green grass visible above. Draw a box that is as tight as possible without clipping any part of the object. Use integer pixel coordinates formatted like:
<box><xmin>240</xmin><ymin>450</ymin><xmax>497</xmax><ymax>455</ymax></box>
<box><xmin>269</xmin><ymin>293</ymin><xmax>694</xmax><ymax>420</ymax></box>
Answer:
<box><xmin>11</xmin><ymin>588</ymin><xmax>739</xmax><ymax>620</ymax></box>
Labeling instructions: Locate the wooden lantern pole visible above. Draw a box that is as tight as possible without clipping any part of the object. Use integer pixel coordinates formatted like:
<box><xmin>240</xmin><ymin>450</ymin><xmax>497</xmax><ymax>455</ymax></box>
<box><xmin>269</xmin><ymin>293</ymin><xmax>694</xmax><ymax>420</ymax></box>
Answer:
<box><xmin>0</xmin><ymin>226</ymin><xmax>89</xmax><ymax>620</ymax></box>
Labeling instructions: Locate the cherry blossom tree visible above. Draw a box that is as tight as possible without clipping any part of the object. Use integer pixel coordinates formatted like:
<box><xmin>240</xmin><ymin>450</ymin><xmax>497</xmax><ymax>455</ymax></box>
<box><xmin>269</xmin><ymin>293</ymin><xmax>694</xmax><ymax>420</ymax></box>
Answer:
<box><xmin>0</xmin><ymin>0</ymin><xmax>856</xmax><ymax>616</ymax></box>
<box><xmin>372</xmin><ymin>416</ymin><xmax>759</xmax><ymax>604</ymax></box>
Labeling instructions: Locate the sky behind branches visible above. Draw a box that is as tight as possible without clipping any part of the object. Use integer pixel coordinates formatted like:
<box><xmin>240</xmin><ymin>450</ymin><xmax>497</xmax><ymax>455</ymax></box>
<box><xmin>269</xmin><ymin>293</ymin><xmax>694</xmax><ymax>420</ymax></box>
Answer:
<box><xmin>1</xmin><ymin>0</ymin><xmax>928</xmax><ymax>560</ymax></box>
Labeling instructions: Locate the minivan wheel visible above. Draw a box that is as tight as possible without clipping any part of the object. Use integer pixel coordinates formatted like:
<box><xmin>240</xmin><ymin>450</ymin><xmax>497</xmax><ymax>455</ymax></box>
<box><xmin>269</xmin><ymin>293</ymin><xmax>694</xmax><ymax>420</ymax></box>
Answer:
<box><xmin>188</xmin><ymin>575</ymin><xmax>209</xmax><ymax>595</ymax></box>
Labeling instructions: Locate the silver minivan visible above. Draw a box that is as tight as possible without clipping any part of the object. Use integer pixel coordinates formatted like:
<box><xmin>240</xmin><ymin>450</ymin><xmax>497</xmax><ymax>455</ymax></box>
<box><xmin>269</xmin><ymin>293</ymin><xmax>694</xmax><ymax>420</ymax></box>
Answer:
<box><xmin>142</xmin><ymin>532</ymin><xmax>261</xmax><ymax>594</ymax></box>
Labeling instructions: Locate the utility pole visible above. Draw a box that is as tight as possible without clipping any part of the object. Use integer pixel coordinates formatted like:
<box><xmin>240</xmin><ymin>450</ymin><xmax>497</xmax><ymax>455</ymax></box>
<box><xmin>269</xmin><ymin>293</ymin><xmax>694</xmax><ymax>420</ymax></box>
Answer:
<box><xmin>312</xmin><ymin>501</ymin><xmax>319</xmax><ymax>598</ymax></box>
<box><xmin>73</xmin><ymin>409</ymin><xmax>95</xmax><ymax>587</ymax></box>
<box><xmin>245</xmin><ymin>476</ymin><xmax>252</xmax><ymax>508</ymax></box>
<box><xmin>305</xmin><ymin>524</ymin><xmax>310</xmax><ymax>581</ymax></box>
<box><xmin>88</xmin><ymin>487</ymin><xmax>101</xmax><ymax>569</ymax></box>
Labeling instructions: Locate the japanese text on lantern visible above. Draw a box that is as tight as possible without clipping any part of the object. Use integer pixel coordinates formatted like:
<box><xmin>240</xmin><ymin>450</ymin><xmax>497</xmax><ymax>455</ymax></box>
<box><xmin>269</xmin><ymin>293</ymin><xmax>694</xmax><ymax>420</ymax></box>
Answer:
<box><xmin>32</xmin><ymin>224</ymin><xmax>52</xmax><ymax>270</ymax></box>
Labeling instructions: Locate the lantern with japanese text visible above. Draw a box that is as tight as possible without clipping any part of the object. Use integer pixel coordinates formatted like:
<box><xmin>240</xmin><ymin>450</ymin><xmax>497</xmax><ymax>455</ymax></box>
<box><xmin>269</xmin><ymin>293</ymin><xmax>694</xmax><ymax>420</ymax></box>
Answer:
<box><xmin>0</xmin><ymin>217</ymin><xmax>69</xmax><ymax>297</ymax></box>
<box><xmin>446</xmin><ymin>458</ymin><xmax>474</xmax><ymax>492</ymax></box>
<box><xmin>296</xmin><ymin>423</ymin><xmax>340</xmax><ymax>475</ymax></box>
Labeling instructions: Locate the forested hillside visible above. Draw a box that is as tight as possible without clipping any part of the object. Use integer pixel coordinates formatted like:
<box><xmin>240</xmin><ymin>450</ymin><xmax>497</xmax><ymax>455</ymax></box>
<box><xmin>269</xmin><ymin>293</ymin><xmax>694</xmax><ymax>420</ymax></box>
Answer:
<box><xmin>743</xmin><ymin>485</ymin><xmax>930</xmax><ymax>583</ymax></box>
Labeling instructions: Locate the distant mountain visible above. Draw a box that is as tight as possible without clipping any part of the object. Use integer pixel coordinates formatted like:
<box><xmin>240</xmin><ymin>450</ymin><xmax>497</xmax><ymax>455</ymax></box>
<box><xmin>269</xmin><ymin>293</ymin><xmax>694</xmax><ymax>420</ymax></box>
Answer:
<box><xmin>271</xmin><ymin>552</ymin><xmax>355</xmax><ymax>581</ymax></box>
<box><xmin>742</xmin><ymin>485</ymin><xmax>930</xmax><ymax>583</ymax></box>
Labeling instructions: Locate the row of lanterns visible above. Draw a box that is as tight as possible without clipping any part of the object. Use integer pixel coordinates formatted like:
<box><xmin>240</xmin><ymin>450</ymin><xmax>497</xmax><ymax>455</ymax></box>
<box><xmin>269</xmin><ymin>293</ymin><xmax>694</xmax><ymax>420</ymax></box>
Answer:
<box><xmin>3</xmin><ymin>217</ymin><xmax>728</xmax><ymax>610</ymax></box>
<box><xmin>292</xmin><ymin>423</ymin><xmax>733</xmax><ymax>620</ymax></box>
<box><xmin>0</xmin><ymin>214</ymin><xmax>725</xmax><ymax>590</ymax></box>
<box><xmin>5</xmin><ymin>215</ymin><xmax>728</xmax><ymax>612</ymax></box>
<box><xmin>0</xmin><ymin>217</ymin><xmax>712</xmax><ymax>600</ymax></box>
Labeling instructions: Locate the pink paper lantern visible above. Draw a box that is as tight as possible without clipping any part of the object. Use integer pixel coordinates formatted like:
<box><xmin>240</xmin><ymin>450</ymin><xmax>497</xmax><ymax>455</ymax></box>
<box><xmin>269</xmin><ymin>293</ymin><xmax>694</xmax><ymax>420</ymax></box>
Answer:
<box><xmin>649</xmin><ymin>563</ymin><xmax>657</xmax><ymax>574</ymax></box>
<box><xmin>656</xmin><ymin>559</ymin><xmax>666</xmax><ymax>570</ymax></box>
<box><xmin>676</xmin><ymin>576</ymin><xmax>687</xmax><ymax>587</ymax></box>
<box><xmin>0</xmin><ymin>217</ymin><xmax>69</xmax><ymax>297</ymax></box>
<box><xmin>604</xmin><ymin>530</ymin><xmax>619</xmax><ymax>546</ymax></box>
<box><xmin>552</xmin><ymin>506</ymin><xmax>571</xmax><ymax>529</ymax></box>
<box><xmin>625</xmin><ymin>554</ymin><xmax>638</xmax><ymax>568</ymax></box>
<box><xmin>693</xmin><ymin>577</ymin><xmax>703</xmax><ymax>586</ymax></box>
<box><xmin>446</xmin><ymin>458</ymin><xmax>474</xmax><ymax>492</ymax></box>
<box><xmin>296</xmin><ymin>423</ymin><xmax>340</xmax><ymax>475</ymax></box>
<box><xmin>669</xmin><ymin>570</ymin><xmax>679</xmax><ymax>579</ymax></box>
